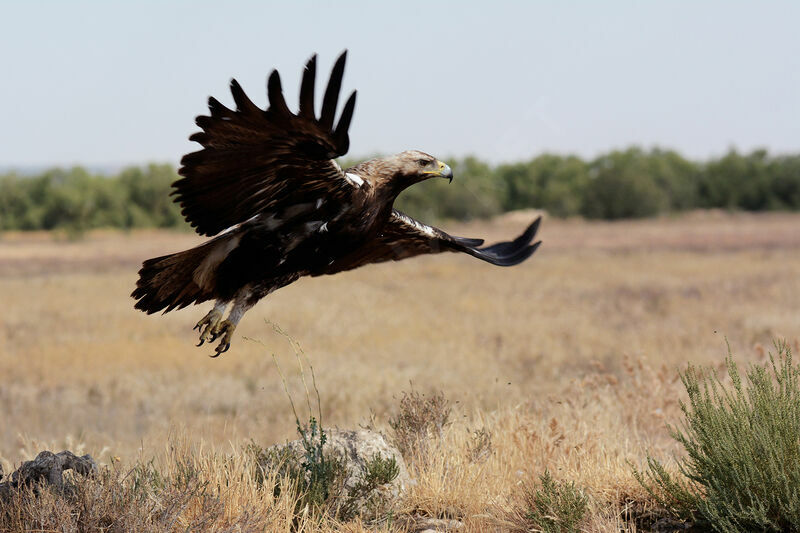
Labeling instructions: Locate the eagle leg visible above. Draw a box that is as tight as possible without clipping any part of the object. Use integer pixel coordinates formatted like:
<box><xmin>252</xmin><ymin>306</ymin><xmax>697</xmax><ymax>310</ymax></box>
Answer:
<box><xmin>204</xmin><ymin>292</ymin><xmax>254</xmax><ymax>357</ymax></box>
<box><xmin>195</xmin><ymin>302</ymin><xmax>226</xmax><ymax>346</ymax></box>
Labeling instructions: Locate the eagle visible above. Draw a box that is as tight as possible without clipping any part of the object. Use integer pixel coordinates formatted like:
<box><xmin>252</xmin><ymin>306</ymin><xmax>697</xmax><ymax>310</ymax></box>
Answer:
<box><xmin>132</xmin><ymin>51</ymin><xmax>542</xmax><ymax>356</ymax></box>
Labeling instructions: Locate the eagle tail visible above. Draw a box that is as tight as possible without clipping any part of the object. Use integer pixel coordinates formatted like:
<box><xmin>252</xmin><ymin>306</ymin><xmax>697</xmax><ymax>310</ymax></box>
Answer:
<box><xmin>132</xmin><ymin>244</ymin><xmax>215</xmax><ymax>314</ymax></box>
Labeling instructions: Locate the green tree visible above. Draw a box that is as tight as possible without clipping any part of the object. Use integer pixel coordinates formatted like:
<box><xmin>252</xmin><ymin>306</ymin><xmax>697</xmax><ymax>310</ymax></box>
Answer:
<box><xmin>644</xmin><ymin>148</ymin><xmax>700</xmax><ymax>210</ymax></box>
<box><xmin>497</xmin><ymin>154</ymin><xmax>589</xmax><ymax>217</ymax></box>
<box><xmin>698</xmin><ymin>149</ymin><xmax>773</xmax><ymax>210</ymax></box>
<box><xmin>581</xmin><ymin>148</ymin><xmax>669</xmax><ymax>219</ymax></box>
<box><xmin>765</xmin><ymin>155</ymin><xmax>800</xmax><ymax>210</ymax></box>
<box><xmin>119</xmin><ymin>164</ymin><xmax>184</xmax><ymax>228</ymax></box>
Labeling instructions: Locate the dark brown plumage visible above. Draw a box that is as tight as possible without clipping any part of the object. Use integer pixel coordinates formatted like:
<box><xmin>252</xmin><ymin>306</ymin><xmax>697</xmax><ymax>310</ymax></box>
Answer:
<box><xmin>132</xmin><ymin>51</ymin><xmax>542</xmax><ymax>356</ymax></box>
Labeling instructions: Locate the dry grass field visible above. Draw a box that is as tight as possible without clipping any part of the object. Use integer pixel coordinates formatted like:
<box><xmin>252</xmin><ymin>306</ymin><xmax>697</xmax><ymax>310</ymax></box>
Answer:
<box><xmin>2</xmin><ymin>210</ymin><xmax>800</xmax><ymax>531</ymax></box>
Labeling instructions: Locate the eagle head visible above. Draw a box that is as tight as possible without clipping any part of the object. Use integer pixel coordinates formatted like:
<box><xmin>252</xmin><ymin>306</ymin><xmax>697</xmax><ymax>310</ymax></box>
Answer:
<box><xmin>354</xmin><ymin>149</ymin><xmax>453</xmax><ymax>195</ymax></box>
<box><xmin>391</xmin><ymin>150</ymin><xmax>453</xmax><ymax>184</ymax></box>
<box><xmin>346</xmin><ymin>150</ymin><xmax>454</xmax><ymax>201</ymax></box>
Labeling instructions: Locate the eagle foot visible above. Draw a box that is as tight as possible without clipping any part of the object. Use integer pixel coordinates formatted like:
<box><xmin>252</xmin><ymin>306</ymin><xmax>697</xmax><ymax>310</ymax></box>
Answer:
<box><xmin>209</xmin><ymin>320</ymin><xmax>235</xmax><ymax>358</ymax></box>
<box><xmin>194</xmin><ymin>308</ymin><xmax>223</xmax><ymax>347</ymax></box>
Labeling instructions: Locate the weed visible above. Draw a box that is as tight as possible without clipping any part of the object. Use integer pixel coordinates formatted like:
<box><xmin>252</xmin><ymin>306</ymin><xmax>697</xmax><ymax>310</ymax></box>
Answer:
<box><xmin>389</xmin><ymin>389</ymin><xmax>451</xmax><ymax>464</ymax></box>
<box><xmin>635</xmin><ymin>341</ymin><xmax>800</xmax><ymax>531</ymax></box>
<box><xmin>522</xmin><ymin>470</ymin><xmax>588</xmax><ymax>533</ymax></box>
<box><xmin>466</xmin><ymin>427</ymin><xmax>493</xmax><ymax>463</ymax></box>
<box><xmin>336</xmin><ymin>453</ymin><xmax>400</xmax><ymax>520</ymax></box>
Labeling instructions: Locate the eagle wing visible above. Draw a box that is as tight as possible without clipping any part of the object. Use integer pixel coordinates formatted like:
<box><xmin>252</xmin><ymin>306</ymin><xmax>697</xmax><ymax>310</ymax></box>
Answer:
<box><xmin>319</xmin><ymin>210</ymin><xmax>542</xmax><ymax>275</ymax></box>
<box><xmin>173</xmin><ymin>52</ymin><xmax>357</xmax><ymax>236</ymax></box>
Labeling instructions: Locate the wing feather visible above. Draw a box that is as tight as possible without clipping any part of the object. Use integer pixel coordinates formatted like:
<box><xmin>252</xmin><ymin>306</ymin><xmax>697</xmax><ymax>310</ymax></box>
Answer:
<box><xmin>319</xmin><ymin>211</ymin><xmax>542</xmax><ymax>275</ymax></box>
<box><xmin>298</xmin><ymin>55</ymin><xmax>317</xmax><ymax>119</ymax></box>
<box><xmin>174</xmin><ymin>51</ymin><xmax>356</xmax><ymax>236</ymax></box>
<box><xmin>319</xmin><ymin>51</ymin><xmax>347</xmax><ymax>129</ymax></box>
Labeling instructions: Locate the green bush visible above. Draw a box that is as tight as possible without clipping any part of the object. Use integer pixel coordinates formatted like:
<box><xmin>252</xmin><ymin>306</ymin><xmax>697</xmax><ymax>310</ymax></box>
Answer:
<box><xmin>496</xmin><ymin>154</ymin><xmax>590</xmax><ymax>217</ymax></box>
<box><xmin>766</xmin><ymin>155</ymin><xmax>800</xmax><ymax>210</ymax></box>
<box><xmin>644</xmin><ymin>148</ymin><xmax>701</xmax><ymax>210</ymax></box>
<box><xmin>0</xmin><ymin>164</ymin><xmax>184</xmax><ymax>234</ymax></box>
<box><xmin>581</xmin><ymin>149</ymin><xmax>670</xmax><ymax>219</ymax></box>
<box><xmin>698</xmin><ymin>149</ymin><xmax>771</xmax><ymax>210</ymax></box>
<box><xmin>522</xmin><ymin>470</ymin><xmax>588</xmax><ymax>533</ymax></box>
<box><xmin>251</xmin><ymin>417</ymin><xmax>347</xmax><ymax>516</ymax></box>
<box><xmin>635</xmin><ymin>342</ymin><xmax>800</xmax><ymax>531</ymax></box>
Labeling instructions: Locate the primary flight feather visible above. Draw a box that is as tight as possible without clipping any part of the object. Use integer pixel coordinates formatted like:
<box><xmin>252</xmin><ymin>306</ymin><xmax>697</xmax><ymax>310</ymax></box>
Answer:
<box><xmin>132</xmin><ymin>51</ymin><xmax>542</xmax><ymax>356</ymax></box>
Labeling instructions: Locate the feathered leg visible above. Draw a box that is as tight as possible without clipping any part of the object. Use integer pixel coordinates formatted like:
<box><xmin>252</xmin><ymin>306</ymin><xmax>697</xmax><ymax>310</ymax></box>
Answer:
<box><xmin>204</xmin><ymin>291</ymin><xmax>254</xmax><ymax>357</ymax></box>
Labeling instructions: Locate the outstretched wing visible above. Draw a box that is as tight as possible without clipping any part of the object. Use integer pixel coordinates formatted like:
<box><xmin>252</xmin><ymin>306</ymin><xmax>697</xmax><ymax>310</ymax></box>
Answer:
<box><xmin>173</xmin><ymin>52</ymin><xmax>357</xmax><ymax>236</ymax></box>
<box><xmin>318</xmin><ymin>210</ymin><xmax>542</xmax><ymax>275</ymax></box>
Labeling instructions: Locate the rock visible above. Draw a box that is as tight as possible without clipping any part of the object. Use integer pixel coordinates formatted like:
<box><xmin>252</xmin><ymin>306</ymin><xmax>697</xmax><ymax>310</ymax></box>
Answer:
<box><xmin>265</xmin><ymin>428</ymin><xmax>409</xmax><ymax>518</ymax></box>
<box><xmin>651</xmin><ymin>517</ymin><xmax>695</xmax><ymax>532</ymax></box>
<box><xmin>0</xmin><ymin>450</ymin><xmax>97</xmax><ymax>501</ymax></box>
<box><xmin>412</xmin><ymin>517</ymin><xmax>464</xmax><ymax>532</ymax></box>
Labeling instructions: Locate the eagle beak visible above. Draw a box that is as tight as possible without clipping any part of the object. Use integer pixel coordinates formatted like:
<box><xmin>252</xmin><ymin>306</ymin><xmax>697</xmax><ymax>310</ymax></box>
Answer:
<box><xmin>442</xmin><ymin>165</ymin><xmax>453</xmax><ymax>183</ymax></box>
<box><xmin>438</xmin><ymin>162</ymin><xmax>453</xmax><ymax>183</ymax></box>
<box><xmin>421</xmin><ymin>160</ymin><xmax>453</xmax><ymax>182</ymax></box>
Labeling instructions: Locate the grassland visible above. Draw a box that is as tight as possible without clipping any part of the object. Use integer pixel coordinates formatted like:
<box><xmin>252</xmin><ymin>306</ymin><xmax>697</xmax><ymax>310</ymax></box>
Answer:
<box><xmin>2</xmin><ymin>210</ymin><xmax>800</xmax><ymax>531</ymax></box>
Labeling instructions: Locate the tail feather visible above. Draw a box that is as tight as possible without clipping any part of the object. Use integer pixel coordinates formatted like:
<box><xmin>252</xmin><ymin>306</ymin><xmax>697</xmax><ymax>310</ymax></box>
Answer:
<box><xmin>132</xmin><ymin>244</ymin><xmax>216</xmax><ymax>314</ymax></box>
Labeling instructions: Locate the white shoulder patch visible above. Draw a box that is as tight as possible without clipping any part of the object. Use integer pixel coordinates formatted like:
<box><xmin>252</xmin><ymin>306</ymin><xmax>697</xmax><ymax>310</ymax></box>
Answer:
<box><xmin>345</xmin><ymin>172</ymin><xmax>365</xmax><ymax>187</ymax></box>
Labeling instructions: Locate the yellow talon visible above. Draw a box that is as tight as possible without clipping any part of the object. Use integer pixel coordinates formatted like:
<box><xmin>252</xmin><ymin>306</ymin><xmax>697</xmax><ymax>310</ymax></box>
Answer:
<box><xmin>210</xmin><ymin>320</ymin><xmax>236</xmax><ymax>357</ymax></box>
<box><xmin>195</xmin><ymin>309</ymin><xmax>223</xmax><ymax>346</ymax></box>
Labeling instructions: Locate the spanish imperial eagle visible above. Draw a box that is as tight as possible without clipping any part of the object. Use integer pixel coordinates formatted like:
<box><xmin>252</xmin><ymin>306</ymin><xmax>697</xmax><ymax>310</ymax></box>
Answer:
<box><xmin>132</xmin><ymin>51</ymin><xmax>542</xmax><ymax>356</ymax></box>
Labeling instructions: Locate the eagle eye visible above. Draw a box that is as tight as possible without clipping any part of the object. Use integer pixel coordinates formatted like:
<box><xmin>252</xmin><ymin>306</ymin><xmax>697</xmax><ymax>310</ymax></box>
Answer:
<box><xmin>417</xmin><ymin>159</ymin><xmax>429</xmax><ymax>167</ymax></box>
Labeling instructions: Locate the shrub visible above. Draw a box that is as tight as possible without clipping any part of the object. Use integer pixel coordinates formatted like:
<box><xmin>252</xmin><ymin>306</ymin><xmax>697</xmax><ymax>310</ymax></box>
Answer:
<box><xmin>521</xmin><ymin>470</ymin><xmax>588</xmax><ymax>533</ymax></box>
<box><xmin>635</xmin><ymin>342</ymin><xmax>800</xmax><ymax>531</ymax></box>
<box><xmin>250</xmin><ymin>417</ymin><xmax>348</xmax><ymax>519</ymax></box>
<box><xmin>337</xmin><ymin>453</ymin><xmax>400</xmax><ymax>521</ymax></box>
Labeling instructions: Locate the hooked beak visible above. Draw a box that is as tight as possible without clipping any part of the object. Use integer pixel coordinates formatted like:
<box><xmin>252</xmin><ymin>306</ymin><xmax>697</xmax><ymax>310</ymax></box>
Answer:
<box><xmin>423</xmin><ymin>160</ymin><xmax>453</xmax><ymax>183</ymax></box>
<box><xmin>440</xmin><ymin>162</ymin><xmax>453</xmax><ymax>183</ymax></box>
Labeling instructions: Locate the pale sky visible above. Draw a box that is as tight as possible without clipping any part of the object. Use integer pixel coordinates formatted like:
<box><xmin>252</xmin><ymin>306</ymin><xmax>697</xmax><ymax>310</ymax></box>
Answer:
<box><xmin>1</xmin><ymin>1</ymin><xmax>798</xmax><ymax>168</ymax></box>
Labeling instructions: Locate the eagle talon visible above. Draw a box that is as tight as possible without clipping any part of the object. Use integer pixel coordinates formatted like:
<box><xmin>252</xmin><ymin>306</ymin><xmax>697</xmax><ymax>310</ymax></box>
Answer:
<box><xmin>195</xmin><ymin>308</ymin><xmax>223</xmax><ymax>347</ymax></box>
<box><xmin>206</xmin><ymin>319</ymin><xmax>236</xmax><ymax>358</ymax></box>
<box><xmin>211</xmin><ymin>343</ymin><xmax>230</xmax><ymax>357</ymax></box>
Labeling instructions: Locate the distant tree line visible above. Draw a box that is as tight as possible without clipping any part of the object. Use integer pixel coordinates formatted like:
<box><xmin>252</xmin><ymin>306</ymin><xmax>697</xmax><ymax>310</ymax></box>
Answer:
<box><xmin>398</xmin><ymin>147</ymin><xmax>800</xmax><ymax>221</ymax></box>
<box><xmin>0</xmin><ymin>164</ymin><xmax>183</xmax><ymax>234</ymax></box>
<box><xmin>0</xmin><ymin>147</ymin><xmax>798</xmax><ymax>233</ymax></box>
